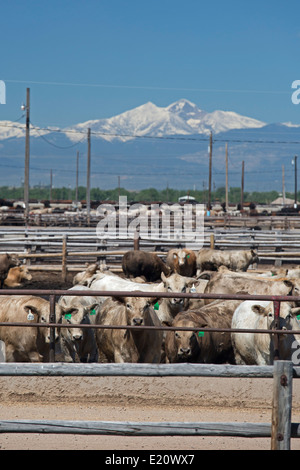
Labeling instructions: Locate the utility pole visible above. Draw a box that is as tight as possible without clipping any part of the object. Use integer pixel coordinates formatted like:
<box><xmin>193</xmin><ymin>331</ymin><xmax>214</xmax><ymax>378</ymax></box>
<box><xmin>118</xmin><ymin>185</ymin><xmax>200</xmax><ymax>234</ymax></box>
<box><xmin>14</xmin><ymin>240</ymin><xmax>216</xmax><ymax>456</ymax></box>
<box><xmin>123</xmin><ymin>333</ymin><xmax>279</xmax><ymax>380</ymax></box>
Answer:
<box><xmin>225</xmin><ymin>143</ymin><xmax>228</xmax><ymax>212</ymax></box>
<box><xmin>75</xmin><ymin>151</ymin><xmax>79</xmax><ymax>206</ymax></box>
<box><xmin>208</xmin><ymin>131</ymin><xmax>212</xmax><ymax>211</ymax></box>
<box><xmin>241</xmin><ymin>160</ymin><xmax>244</xmax><ymax>211</ymax></box>
<box><xmin>50</xmin><ymin>169</ymin><xmax>52</xmax><ymax>201</ymax></box>
<box><xmin>23</xmin><ymin>88</ymin><xmax>30</xmax><ymax>224</ymax></box>
<box><xmin>282</xmin><ymin>165</ymin><xmax>285</xmax><ymax>205</ymax></box>
<box><xmin>86</xmin><ymin>128</ymin><xmax>91</xmax><ymax>226</ymax></box>
<box><xmin>294</xmin><ymin>155</ymin><xmax>298</xmax><ymax>209</ymax></box>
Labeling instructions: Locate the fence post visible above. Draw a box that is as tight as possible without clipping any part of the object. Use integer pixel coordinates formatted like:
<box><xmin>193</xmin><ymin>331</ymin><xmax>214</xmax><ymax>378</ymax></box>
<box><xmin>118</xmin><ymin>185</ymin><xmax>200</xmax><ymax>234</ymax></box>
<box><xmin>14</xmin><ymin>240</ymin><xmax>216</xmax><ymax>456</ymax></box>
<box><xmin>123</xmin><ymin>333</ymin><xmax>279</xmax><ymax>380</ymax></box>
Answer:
<box><xmin>273</xmin><ymin>300</ymin><xmax>281</xmax><ymax>361</ymax></box>
<box><xmin>49</xmin><ymin>294</ymin><xmax>56</xmax><ymax>363</ymax></box>
<box><xmin>62</xmin><ymin>234</ymin><xmax>68</xmax><ymax>282</ymax></box>
<box><xmin>134</xmin><ymin>230</ymin><xmax>140</xmax><ymax>250</ymax></box>
<box><xmin>271</xmin><ymin>360</ymin><xmax>293</xmax><ymax>450</ymax></box>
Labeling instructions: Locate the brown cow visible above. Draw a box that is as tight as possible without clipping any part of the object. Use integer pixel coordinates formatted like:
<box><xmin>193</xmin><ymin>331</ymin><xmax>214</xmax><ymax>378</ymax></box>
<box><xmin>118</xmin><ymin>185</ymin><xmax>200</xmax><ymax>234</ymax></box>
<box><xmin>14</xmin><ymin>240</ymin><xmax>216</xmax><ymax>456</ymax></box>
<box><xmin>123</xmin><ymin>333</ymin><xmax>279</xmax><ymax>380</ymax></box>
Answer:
<box><xmin>165</xmin><ymin>299</ymin><xmax>242</xmax><ymax>364</ymax></box>
<box><xmin>122</xmin><ymin>250</ymin><xmax>170</xmax><ymax>282</ymax></box>
<box><xmin>196</xmin><ymin>248</ymin><xmax>258</xmax><ymax>273</ymax></box>
<box><xmin>0</xmin><ymin>253</ymin><xmax>20</xmax><ymax>287</ymax></box>
<box><xmin>4</xmin><ymin>266</ymin><xmax>32</xmax><ymax>287</ymax></box>
<box><xmin>95</xmin><ymin>296</ymin><xmax>163</xmax><ymax>363</ymax></box>
<box><xmin>166</xmin><ymin>248</ymin><xmax>197</xmax><ymax>277</ymax></box>
<box><xmin>0</xmin><ymin>295</ymin><xmax>60</xmax><ymax>362</ymax></box>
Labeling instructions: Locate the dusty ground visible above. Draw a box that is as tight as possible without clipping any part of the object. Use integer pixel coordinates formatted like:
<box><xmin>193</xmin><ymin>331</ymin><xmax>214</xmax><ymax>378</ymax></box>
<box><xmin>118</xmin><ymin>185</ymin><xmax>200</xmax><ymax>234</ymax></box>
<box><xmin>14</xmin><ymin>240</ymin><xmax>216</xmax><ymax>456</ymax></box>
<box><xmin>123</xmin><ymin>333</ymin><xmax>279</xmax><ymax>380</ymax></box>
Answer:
<box><xmin>1</xmin><ymin>269</ymin><xmax>300</xmax><ymax>451</ymax></box>
<box><xmin>1</xmin><ymin>375</ymin><xmax>300</xmax><ymax>450</ymax></box>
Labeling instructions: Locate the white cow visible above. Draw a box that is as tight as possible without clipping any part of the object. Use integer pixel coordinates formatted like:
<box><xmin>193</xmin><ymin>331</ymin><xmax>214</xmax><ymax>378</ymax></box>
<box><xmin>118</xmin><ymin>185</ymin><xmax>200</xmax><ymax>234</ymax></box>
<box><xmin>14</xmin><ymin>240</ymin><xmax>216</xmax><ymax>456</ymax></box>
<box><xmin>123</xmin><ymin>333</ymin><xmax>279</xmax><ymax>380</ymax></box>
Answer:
<box><xmin>231</xmin><ymin>301</ymin><xmax>300</xmax><ymax>365</ymax></box>
<box><xmin>88</xmin><ymin>270</ymin><xmax>164</xmax><ymax>293</ymax></box>
<box><xmin>57</xmin><ymin>285</ymin><xmax>103</xmax><ymax>362</ymax></box>
<box><xmin>89</xmin><ymin>270</ymin><xmax>203</xmax><ymax>325</ymax></box>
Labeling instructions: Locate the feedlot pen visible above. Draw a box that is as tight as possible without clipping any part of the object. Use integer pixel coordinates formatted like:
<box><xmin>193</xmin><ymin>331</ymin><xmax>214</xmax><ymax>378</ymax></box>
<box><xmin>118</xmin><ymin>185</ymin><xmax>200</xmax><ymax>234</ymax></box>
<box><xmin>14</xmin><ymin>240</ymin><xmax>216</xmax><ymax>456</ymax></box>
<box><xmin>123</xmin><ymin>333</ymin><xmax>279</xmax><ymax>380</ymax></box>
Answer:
<box><xmin>1</xmin><ymin>222</ymin><xmax>300</xmax><ymax>449</ymax></box>
<box><xmin>1</xmin><ymin>225</ymin><xmax>300</xmax><ymax>274</ymax></box>
<box><xmin>0</xmin><ymin>289</ymin><xmax>300</xmax><ymax>450</ymax></box>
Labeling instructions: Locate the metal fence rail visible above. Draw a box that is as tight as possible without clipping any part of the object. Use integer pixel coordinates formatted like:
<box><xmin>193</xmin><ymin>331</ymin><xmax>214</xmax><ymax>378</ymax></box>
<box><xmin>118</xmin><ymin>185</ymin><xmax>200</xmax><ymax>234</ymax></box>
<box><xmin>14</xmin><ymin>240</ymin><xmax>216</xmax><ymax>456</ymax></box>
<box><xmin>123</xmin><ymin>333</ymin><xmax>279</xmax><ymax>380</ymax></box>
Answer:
<box><xmin>1</xmin><ymin>288</ymin><xmax>300</xmax><ymax>449</ymax></box>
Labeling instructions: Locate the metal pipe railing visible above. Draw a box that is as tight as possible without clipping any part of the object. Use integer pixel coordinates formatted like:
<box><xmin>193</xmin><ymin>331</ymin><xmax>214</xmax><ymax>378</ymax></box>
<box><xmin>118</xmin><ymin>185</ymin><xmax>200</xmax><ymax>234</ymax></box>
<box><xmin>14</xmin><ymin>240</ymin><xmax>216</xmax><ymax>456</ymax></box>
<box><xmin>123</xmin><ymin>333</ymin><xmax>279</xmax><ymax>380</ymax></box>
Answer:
<box><xmin>0</xmin><ymin>288</ymin><xmax>298</xmax><ymax>362</ymax></box>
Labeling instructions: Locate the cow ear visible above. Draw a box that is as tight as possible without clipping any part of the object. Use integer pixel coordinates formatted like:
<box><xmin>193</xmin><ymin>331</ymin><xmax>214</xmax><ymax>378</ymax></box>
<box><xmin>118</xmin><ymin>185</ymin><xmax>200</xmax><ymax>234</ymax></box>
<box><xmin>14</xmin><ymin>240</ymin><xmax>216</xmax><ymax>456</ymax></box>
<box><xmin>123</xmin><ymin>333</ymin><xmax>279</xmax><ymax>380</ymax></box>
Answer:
<box><xmin>186</xmin><ymin>279</ymin><xmax>200</xmax><ymax>288</ymax></box>
<box><xmin>148</xmin><ymin>297</ymin><xmax>160</xmax><ymax>306</ymax></box>
<box><xmin>251</xmin><ymin>304</ymin><xmax>266</xmax><ymax>315</ymax></box>
<box><xmin>161</xmin><ymin>272</ymin><xmax>167</xmax><ymax>283</ymax></box>
<box><xmin>283</xmin><ymin>280</ymin><xmax>294</xmax><ymax>289</ymax></box>
<box><xmin>85</xmin><ymin>302</ymin><xmax>99</xmax><ymax>314</ymax></box>
<box><xmin>24</xmin><ymin>305</ymin><xmax>39</xmax><ymax>315</ymax></box>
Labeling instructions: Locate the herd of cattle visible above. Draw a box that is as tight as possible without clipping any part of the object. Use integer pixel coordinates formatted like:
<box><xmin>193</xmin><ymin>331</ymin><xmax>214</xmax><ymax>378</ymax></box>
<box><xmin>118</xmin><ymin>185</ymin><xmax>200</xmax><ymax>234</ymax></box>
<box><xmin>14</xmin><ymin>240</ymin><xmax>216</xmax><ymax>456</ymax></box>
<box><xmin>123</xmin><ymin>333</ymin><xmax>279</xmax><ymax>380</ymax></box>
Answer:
<box><xmin>1</xmin><ymin>247</ymin><xmax>300</xmax><ymax>366</ymax></box>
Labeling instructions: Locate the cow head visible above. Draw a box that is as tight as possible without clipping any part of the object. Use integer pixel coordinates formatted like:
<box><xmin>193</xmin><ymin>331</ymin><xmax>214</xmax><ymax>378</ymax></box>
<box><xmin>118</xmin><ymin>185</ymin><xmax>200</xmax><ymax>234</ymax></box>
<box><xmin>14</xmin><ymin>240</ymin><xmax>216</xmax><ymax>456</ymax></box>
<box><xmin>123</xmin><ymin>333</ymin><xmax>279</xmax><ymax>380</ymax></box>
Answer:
<box><xmin>60</xmin><ymin>300</ymin><xmax>99</xmax><ymax>342</ymax></box>
<box><xmin>6</xmin><ymin>253</ymin><xmax>21</xmax><ymax>268</ymax></box>
<box><xmin>250</xmin><ymin>249</ymin><xmax>259</xmax><ymax>264</ymax></box>
<box><xmin>161</xmin><ymin>272</ymin><xmax>200</xmax><ymax>313</ymax></box>
<box><xmin>19</xmin><ymin>266</ymin><xmax>32</xmax><ymax>281</ymax></box>
<box><xmin>173</xmin><ymin>320</ymin><xmax>200</xmax><ymax>362</ymax></box>
<box><xmin>175</xmin><ymin>250</ymin><xmax>187</xmax><ymax>267</ymax></box>
<box><xmin>278</xmin><ymin>279</ymin><xmax>300</xmax><ymax>306</ymax></box>
<box><xmin>251</xmin><ymin>302</ymin><xmax>300</xmax><ymax>332</ymax></box>
<box><xmin>115</xmin><ymin>296</ymin><xmax>158</xmax><ymax>326</ymax></box>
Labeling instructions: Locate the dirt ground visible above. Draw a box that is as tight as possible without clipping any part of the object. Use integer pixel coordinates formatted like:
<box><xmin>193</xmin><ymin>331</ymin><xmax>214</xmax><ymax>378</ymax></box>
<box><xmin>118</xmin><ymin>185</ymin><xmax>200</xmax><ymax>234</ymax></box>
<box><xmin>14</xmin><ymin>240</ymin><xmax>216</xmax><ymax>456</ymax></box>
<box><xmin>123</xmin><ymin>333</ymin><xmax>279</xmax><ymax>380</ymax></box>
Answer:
<box><xmin>1</xmin><ymin>269</ymin><xmax>300</xmax><ymax>451</ymax></box>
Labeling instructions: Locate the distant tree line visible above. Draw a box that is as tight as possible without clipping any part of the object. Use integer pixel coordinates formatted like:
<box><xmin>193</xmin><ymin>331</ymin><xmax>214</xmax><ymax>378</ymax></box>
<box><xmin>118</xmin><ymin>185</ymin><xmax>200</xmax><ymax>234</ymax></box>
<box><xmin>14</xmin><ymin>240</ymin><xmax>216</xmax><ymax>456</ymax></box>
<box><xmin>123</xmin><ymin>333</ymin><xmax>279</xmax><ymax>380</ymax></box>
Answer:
<box><xmin>0</xmin><ymin>185</ymin><xmax>294</xmax><ymax>205</ymax></box>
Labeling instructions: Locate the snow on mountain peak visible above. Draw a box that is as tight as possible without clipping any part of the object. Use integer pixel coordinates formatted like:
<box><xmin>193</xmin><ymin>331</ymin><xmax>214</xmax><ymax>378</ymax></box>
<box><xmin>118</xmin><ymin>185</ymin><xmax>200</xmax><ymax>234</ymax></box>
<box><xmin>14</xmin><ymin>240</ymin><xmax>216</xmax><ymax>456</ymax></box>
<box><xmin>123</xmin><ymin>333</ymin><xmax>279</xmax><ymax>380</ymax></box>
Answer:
<box><xmin>0</xmin><ymin>99</ymin><xmax>267</xmax><ymax>143</ymax></box>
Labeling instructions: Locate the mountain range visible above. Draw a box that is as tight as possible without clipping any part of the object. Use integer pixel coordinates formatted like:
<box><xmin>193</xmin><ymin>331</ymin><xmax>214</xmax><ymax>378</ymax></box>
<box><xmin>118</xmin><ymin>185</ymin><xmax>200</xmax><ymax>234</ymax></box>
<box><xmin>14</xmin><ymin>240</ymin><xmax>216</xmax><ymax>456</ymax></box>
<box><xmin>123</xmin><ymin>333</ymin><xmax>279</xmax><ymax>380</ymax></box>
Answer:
<box><xmin>0</xmin><ymin>99</ymin><xmax>300</xmax><ymax>193</ymax></box>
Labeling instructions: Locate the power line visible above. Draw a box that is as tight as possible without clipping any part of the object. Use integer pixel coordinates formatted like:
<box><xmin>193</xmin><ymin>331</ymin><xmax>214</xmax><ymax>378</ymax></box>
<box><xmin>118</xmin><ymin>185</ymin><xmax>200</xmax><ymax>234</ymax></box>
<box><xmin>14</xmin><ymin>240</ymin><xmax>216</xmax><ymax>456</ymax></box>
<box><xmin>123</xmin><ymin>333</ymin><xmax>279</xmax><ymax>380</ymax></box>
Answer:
<box><xmin>4</xmin><ymin>79</ymin><xmax>290</xmax><ymax>95</ymax></box>
<box><xmin>30</xmin><ymin>121</ymin><xmax>86</xmax><ymax>149</ymax></box>
<box><xmin>0</xmin><ymin>120</ymin><xmax>300</xmax><ymax>145</ymax></box>
<box><xmin>0</xmin><ymin>160</ymin><xmax>295</xmax><ymax>178</ymax></box>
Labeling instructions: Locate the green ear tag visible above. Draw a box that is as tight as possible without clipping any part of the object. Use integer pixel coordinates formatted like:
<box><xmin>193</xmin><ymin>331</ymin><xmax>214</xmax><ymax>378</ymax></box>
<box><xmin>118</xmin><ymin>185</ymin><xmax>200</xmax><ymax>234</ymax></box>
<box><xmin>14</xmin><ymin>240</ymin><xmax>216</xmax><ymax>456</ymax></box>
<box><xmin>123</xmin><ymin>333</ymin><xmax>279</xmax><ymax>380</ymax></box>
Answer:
<box><xmin>198</xmin><ymin>331</ymin><xmax>204</xmax><ymax>337</ymax></box>
<box><xmin>297</xmin><ymin>315</ymin><xmax>300</xmax><ymax>321</ymax></box>
<box><xmin>90</xmin><ymin>308</ymin><xmax>96</xmax><ymax>315</ymax></box>
<box><xmin>154</xmin><ymin>302</ymin><xmax>160</xmax><ymax>310</ymax></box>
<box><xmin>64</xmin><ymin>313</ymin><xmax>72</xmax><ymax>320</ymax></box>
<box><xmin>187</xmin><ymin>254</ymin><xmax>190</xmax><ymax>259</ymax></box>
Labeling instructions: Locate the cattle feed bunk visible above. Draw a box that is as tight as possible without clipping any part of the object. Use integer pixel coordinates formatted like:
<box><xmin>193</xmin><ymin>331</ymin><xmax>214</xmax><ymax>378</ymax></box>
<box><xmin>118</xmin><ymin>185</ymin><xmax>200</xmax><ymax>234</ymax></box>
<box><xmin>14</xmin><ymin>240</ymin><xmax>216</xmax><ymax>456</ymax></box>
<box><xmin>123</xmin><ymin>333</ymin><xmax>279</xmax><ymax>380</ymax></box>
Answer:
<box><xmin>0</xmin><ymin>290</ymin><xmax>300</xmax><ymax>449</ymax></box>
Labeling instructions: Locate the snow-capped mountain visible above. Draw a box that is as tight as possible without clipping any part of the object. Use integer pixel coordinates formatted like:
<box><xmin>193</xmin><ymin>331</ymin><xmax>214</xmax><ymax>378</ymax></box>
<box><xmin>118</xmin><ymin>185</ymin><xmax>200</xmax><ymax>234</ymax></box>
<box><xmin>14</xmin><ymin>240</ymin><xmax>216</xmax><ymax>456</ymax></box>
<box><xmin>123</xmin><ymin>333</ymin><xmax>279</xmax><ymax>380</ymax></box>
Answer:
<box><xmin>65</xmin><ymin>99</ymin><xmax>266</xmax><ymax>142</ymax></box>
<box><xmin>0</xmin><ymin>99</ymin><xmax>299</xmax><ymax>192</ymax></box>
<box><xmin>0</xmin><ymin>99</ymin><xmax>267</xmax><ymax>143</ymax></box>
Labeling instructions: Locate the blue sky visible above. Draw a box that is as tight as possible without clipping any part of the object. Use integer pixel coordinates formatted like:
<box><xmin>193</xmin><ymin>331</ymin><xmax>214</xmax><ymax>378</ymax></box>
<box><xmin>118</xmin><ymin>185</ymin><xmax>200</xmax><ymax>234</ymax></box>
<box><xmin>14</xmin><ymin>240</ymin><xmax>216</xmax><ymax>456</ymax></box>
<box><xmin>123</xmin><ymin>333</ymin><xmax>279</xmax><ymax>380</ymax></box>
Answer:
<box><xmin>1</xmin><ymin>0</ymin><xmax>300</xmax><ymax>128</ymax></box>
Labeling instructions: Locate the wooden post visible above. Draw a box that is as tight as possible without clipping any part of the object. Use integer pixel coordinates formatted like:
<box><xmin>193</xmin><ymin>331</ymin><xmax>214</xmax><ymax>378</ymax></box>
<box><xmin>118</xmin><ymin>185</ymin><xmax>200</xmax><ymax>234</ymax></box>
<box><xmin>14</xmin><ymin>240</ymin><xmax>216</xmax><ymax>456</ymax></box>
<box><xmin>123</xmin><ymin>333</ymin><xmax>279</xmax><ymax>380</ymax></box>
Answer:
<box><xmin>50</xmin><ymin>169</ymin><xmax>52</xmax><ymax>202</ymax></box>
<box><xmin>49</xmin><ymin>294</ymin><xmax>56</xmax><ymax>363</ymax></box>
<box><xmin>225</xmin><ymin>143</ymin><xmax>229</xmax><ymax>212</ymax></box>
<box><xmin>241</xmin><ymin>160</ymin><xmax>244</xmax><ymax>211</ymax></box>
<box><xmin>62</xmin><ymin>234</ymin><xmax>68</xmax><ymax>282</ymax></box>
<box><xmin>86</xmin><ymin>128</ymin><xmax>91</xmax><ymax>226</ymax></box>
<box><xmin>273</xmin><ymin>300</ymin><xmax>280</xmax><ymax>361</ymax></box>
<box><xmin>208</xmin><ymin>131</ymin><xmax>212</xmax><ymax>211</ymax></box>
<box><xmin>271</xmin><ymin>360</ymin><xmax>293</xmax><ymax>450</ymax></box>
<box><xmin>210</xmin><ymin>233</ymin><xmax>215</xmax><ymax>249</ymax></box>
<box><xmin>282</xmin><ymin>165</ymin><xmax>285</xmax><ymax>205</ymax></box>
<box><xmin>24</xmin><ymin>87</ymin><xmax>30</xmax><ymax>225</ymax></box>
<box><xmin>294</xmin><ymin>155</ymin><xmax>298</xmax><ymax>208</ymax></box>
<box><xmin>75</xmin><ymin>151</ymin><xmax>79</xmax><ymax>205</ymax></box>
<box><xmin>134</xmin><ymin>230</ymin><xmax>140</xmax><ymax>250</ymax></box>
